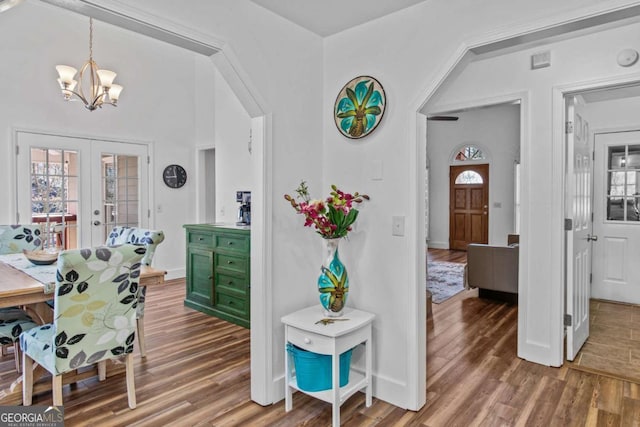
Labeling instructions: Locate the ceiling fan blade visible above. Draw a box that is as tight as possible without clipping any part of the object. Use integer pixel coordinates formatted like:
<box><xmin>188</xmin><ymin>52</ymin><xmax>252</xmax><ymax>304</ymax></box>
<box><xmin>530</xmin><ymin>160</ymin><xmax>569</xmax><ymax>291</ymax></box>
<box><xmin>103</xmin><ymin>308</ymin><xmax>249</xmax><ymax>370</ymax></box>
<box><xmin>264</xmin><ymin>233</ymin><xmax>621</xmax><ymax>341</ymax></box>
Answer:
<box><xmin>427</xmin><ymin>115</ymin><xmax>459</xmax><ymax>121</ymax></box>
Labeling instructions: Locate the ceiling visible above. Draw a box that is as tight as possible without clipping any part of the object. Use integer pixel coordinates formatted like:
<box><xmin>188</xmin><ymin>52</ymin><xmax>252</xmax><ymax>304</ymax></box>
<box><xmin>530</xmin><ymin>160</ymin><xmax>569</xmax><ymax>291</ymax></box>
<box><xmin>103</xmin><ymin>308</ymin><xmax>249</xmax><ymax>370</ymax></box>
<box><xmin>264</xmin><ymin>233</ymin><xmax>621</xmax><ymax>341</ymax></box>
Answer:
<box><xmin>249</xmin><ymin>0</ymin><xmax>430</xmax><ymax>37</ymax></box>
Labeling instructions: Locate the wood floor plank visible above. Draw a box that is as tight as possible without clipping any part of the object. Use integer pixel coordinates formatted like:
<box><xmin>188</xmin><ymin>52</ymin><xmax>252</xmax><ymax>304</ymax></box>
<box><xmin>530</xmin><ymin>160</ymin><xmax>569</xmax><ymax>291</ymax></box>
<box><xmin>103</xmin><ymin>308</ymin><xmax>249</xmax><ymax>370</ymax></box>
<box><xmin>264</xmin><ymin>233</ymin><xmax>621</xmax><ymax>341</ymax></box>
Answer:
<box><xmin>621</xmin><ymin>396</ymin><xmax>640</xmax><ymax>427</ymax></box>
<box><xmin>0</xmin><ymin>252</ymin><xmax>638</xmax><ymax>425</ymax></box>
<box><xmin>550</xmin><ymin>369</ymin><xmax>597</xmax><ymax>427</ymax></box>
<box><xmin>594</xmin><ymin>376</ymin><xmax>624</xmax><ymax>415</ymax></box>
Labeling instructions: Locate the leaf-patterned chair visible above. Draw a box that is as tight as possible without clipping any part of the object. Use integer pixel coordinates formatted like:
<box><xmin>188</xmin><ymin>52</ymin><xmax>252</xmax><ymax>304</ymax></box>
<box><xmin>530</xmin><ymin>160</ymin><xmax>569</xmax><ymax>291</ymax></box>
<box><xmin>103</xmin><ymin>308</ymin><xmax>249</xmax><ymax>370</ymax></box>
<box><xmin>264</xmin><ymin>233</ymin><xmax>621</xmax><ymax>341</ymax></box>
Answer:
<box><xmin>0</xmin><ymin>224</ymin><xmax>44</xmax><ymax>371</ymax></box>
<box><xmin>106</xmin><ymin>226</ymin><xmax>165</xmax><ymax>357</ymax></box>
<box><xmin>0</xmin><ymin>224</ymin><xmax>43</xmax><ymax>255</ymax></box>
<box><xmin>20</xmin><ymin>244</ymin><xmax>146</xmax><ymax>408</ymax></box>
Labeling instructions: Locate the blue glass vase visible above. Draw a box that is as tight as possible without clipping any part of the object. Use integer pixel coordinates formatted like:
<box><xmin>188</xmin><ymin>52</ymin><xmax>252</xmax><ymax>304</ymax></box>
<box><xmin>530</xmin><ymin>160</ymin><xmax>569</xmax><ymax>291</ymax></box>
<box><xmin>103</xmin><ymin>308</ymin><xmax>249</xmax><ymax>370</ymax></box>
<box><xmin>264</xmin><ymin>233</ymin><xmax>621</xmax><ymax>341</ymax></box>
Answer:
<box><xmin>317</xmin><ymin>238</ymin><xmax>349</xmax><ymax>317</ymax></box>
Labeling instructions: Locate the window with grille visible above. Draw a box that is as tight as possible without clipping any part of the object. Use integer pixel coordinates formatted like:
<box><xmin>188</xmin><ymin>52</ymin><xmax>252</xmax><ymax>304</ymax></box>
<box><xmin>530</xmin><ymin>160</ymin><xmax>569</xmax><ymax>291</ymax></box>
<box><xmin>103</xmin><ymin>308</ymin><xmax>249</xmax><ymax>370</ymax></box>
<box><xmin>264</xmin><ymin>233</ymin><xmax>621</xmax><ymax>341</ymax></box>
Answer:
<box><xmin>607</xmin><ymin>144</ymin><xmax>640</xmax><ymax>222</ymax></box>
<box><xmin>454</xmin><ymin>170</ymin><xmax>484</xmax><ymax>184</ymax></box>
<box><xmin>454</xmin><ymin>145</ymin><xmax>486</xmax><ymax>161</ymax></box>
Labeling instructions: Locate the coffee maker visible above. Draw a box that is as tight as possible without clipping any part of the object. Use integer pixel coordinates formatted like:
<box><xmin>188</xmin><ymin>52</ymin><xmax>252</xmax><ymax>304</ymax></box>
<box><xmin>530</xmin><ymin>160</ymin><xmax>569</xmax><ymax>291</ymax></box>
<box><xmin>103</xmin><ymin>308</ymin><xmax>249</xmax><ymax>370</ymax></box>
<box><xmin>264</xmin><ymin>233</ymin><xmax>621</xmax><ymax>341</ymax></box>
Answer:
<box><xmin>236</xmin><ymin>191</ymin><xmax>251</xmax><ymax>226</ymax></box>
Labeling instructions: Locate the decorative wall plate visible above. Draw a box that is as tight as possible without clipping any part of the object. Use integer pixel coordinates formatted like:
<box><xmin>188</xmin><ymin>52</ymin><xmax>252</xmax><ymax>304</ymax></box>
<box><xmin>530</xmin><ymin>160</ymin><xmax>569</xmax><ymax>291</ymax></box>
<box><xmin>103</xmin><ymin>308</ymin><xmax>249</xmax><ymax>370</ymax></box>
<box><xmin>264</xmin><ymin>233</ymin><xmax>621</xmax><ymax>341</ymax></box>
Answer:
<box><xmin>334</xmin><ymin>75</ymin><xmax>386</xmax><ymax>139</ymax></box>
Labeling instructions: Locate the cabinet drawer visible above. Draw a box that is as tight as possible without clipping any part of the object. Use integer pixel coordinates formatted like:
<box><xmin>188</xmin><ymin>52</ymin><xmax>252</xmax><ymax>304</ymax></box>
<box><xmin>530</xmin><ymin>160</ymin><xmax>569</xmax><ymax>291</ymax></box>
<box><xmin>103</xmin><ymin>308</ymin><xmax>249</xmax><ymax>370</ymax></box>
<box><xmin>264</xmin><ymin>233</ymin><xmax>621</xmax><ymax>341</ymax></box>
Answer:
<box><xmin>216</xmin><ymin>273</ymin><xmax>248</xmax><ymax>294</ymax></box>
<box><xmin>216</xmin><ymin>253</ymin><xmax>248</xmax><ymax>275</ymax></box>
<box><xmin>215</xmin><ymin>291</ymin><xmax>248</xmax><ymax>317</ymax></box>
<box><xmin>286</xmin><ymin>327</ymin><xmax>333</xmax><ymax>355</ymax></box>
<box><xmin>216</xmin><ymin>234</ymin><xmax>249</xmax><ymax>252</ymax></box>
<box><xmin>188</xmin><ymin>231</ymin><xmax>214</xmax><ymax>247</ymax></box>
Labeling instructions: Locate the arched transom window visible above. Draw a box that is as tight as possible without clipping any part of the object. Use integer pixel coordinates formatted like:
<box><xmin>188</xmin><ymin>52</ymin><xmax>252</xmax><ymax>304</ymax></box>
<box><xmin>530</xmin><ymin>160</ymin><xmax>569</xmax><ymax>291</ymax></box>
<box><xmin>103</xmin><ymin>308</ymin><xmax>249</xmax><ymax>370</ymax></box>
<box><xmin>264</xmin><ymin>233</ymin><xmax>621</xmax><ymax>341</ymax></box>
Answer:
<box><xmin>455</xmin><ymin>145</ymin><xmax>486</xmax><ymax>161</ymax></box>
<box><xmin>455</xmin><ymin>170</ymin><xmax>484</xmax><ymax>184</ymax></box>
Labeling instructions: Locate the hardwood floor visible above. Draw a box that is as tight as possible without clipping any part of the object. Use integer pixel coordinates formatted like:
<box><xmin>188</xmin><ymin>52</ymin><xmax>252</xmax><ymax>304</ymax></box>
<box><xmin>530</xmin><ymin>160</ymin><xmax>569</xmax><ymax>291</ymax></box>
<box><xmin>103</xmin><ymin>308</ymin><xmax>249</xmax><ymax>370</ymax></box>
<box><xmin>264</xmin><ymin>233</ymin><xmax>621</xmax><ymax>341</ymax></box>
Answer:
<box><xmin>1</xmin><ymin>273</ymin><xmax>638</xmax><ymax>425</ymax></box>
<box><xmin>569</xmin><ymin>299</ymin><xmax>640</xmax><ymax>384</ymax></box>
<box><xmin>427</xmin><ymin>248</ymin><xmax>467</xmax><ymax>264</ymax></box>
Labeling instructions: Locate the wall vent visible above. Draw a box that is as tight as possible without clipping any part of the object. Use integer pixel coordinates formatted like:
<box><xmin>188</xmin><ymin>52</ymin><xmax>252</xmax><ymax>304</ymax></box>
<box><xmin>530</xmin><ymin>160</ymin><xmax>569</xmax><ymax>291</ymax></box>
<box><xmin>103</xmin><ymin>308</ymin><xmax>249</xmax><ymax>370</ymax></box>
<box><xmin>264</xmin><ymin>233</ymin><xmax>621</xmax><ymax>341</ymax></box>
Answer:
<box><xmin>531</xmin><ymin>51</ymin><xmax>551</xmax><ymax>69</ymax></box>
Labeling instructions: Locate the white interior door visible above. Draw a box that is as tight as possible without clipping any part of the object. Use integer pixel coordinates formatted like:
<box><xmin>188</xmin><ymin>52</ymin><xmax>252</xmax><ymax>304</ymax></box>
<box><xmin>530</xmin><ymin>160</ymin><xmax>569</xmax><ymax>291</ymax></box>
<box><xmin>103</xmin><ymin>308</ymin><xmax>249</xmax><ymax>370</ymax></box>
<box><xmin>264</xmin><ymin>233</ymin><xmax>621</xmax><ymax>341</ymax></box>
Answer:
<box><xmin>592</xmin><ymin>130</ymin><xmax>640</xmax><ymax>304</ymax></box>
<box><xmin>16</xmin><ymin>131</ymin><xmax>149</xmax><ymax>248</ymax></box>
<box><xmin>565</xmin><ymin>96</ymin><xmax>593</xmax><ymax>361</ymax></box>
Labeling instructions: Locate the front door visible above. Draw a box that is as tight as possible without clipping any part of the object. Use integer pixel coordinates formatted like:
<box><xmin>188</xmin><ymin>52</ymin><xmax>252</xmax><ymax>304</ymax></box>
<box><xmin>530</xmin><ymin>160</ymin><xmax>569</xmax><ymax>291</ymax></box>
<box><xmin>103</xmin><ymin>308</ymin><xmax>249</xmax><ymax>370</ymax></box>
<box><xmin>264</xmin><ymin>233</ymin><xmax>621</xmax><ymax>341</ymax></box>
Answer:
<box><xmin>565</xmin><ymin>96</ymin><xmax>593</xmax><ymax>361</ymax></box>
<box><xmin>449</xmin><ymin>164</ymin><xmax>489</xmax><ymax>250</ymax></box>
<box><xmin>15</xmin><ymin>131</ymin><xmax>149</xmax><ymax>248</ymax></box>
<box><xmin>592</xmin><ymin>130</ymin><xmax>640</xmax><ymax>304</ymax></box>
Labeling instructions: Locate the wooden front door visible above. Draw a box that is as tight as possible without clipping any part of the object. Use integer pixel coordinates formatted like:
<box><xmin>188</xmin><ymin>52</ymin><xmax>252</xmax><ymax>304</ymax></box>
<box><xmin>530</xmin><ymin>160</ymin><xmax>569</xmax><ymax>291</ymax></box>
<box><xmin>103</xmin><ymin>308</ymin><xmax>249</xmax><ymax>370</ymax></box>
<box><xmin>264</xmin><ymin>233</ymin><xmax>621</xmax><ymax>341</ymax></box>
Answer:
<box><xmin>449</xmin><ymin>164</ymin><xmax>489</xmax><ymax>250</ymax></box>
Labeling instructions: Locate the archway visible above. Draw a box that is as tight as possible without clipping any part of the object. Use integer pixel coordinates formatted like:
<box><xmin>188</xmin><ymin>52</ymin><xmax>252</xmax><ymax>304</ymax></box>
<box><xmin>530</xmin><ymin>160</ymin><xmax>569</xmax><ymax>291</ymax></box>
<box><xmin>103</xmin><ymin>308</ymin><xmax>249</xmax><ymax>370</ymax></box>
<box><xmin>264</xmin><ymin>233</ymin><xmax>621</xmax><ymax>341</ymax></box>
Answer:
<box><xmin>408</xmin><ymin>6</ymin><xmax>640</xmax><ymax>409</ymax></box>
<box><xmin>40</xmin><ymin>1</ymin><xmax>274</xmax><ymax>405</ymax></box>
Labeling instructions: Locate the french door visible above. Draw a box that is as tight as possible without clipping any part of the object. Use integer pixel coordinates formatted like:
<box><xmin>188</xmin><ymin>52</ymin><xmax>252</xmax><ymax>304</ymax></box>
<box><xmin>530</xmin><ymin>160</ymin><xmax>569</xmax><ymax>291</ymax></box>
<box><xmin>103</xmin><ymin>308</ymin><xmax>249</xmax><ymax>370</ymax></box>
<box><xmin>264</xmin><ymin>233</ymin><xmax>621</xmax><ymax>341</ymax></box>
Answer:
<box><xmin>15</xmin><ymin>131</ymin><xmax>149</xmax><ymax>249</ymax></box>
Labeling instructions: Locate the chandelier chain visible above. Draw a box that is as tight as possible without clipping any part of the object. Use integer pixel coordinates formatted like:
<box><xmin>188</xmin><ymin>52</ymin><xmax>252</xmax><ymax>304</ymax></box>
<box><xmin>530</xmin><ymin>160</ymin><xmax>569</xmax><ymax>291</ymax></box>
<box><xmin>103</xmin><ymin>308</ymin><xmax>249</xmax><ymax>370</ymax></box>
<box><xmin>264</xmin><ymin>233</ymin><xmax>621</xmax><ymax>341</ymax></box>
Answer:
<box><xmin>89</xmin><ymin>17</ymin><xmax>93</xmax><ymax>60</ymax></box>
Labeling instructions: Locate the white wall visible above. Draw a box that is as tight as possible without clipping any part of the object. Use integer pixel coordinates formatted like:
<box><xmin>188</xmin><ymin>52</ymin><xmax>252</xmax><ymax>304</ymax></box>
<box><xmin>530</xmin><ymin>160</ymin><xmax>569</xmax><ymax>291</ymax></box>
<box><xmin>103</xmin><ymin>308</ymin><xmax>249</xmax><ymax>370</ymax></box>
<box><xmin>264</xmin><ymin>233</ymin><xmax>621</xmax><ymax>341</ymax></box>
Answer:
<box><xmin>212</xmin><ymin>67</ymin><xmax>252</xmax><ymax>224</ymax></box>
<box><xmin>582</xmin><ymin>95</ymin><xmax>640</xmax><ymax>131</ymax></box>
<box><xmin>323</xmin><ymin>0</ymin><xmax>640</xmax><ymax>407</ymax></box>
<box><xmin>427</xmin><ymin>103</ymin><xmax>520</xmax><ymax>248</ymax></box>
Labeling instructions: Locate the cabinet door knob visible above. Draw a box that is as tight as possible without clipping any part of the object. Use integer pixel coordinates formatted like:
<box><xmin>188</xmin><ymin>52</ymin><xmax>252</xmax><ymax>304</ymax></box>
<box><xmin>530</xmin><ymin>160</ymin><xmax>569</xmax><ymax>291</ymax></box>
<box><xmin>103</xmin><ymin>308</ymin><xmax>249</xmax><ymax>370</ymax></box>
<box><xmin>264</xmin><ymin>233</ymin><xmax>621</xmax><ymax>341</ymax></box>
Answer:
<box><xmin>304</xmin><ymin>338</ymin><xmax>311</xmax><ymax>344</ymax></box>
<box><xmin>227</xmin><ymin>260</ymin><xmax>233</xmax><ymax>264</ymax></box>
<box><xmin>208</xmin><ymin>276</ymin><xmax>213</xmax><ymax>280</ymax></box>
<box><xmin>227</xmin><ymin>241</ymin><xmax>233</xmax><ymax>245</ymax></box>
<box><xmin>198</xmin><ymin>237</ymin><xmax>204</xmax><ymax>241</ymax></box>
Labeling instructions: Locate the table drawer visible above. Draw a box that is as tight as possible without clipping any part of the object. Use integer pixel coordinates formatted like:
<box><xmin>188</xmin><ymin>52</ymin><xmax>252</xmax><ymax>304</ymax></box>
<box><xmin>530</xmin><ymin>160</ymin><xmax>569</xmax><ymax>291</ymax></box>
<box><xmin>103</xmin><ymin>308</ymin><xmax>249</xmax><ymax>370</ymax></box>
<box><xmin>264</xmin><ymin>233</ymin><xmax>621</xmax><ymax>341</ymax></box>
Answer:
<box><xmin>286</xmin><ymin>327</ymin><xmax>333</xmax><ymax>355</ymax></box>
<box><xmin>216</xmin><ymin>253</ymin><xmax>248</xmax><ymax>275</ymax></box>
<box><xmin>188</xmin><ymin>231</ymin><xmax>214</xmax><ymax>247</ymax></box>
<box><xmin>216</xmin><ymin>234</ymin><xmax>249</xmax><ymax>252</ymax></box>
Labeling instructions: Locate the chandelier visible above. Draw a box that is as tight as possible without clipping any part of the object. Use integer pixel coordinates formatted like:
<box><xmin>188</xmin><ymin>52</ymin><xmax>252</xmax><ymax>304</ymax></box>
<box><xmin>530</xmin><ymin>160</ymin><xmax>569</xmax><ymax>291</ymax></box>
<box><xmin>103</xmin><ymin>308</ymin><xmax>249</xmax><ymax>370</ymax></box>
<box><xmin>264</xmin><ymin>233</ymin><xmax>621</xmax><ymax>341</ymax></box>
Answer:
<box><xmin>55</xmin><ymin>18</ymin><xmax>122</xmax><ymax>111</ymax></box>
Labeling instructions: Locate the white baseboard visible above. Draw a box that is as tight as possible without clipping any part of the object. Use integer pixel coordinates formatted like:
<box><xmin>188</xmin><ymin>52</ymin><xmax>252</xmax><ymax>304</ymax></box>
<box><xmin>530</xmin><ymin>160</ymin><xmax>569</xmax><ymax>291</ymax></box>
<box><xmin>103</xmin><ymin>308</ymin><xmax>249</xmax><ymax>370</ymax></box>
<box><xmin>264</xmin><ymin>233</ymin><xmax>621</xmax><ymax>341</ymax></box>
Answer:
<box><xmin>427</xmin><ymin>241</ymin><xmax>448</xmax><ymax>249</ymax></box>
<box><xmin>165</xmin><ymin>268</ymin><xmax>185</xmax><ymax>280</ymax></box>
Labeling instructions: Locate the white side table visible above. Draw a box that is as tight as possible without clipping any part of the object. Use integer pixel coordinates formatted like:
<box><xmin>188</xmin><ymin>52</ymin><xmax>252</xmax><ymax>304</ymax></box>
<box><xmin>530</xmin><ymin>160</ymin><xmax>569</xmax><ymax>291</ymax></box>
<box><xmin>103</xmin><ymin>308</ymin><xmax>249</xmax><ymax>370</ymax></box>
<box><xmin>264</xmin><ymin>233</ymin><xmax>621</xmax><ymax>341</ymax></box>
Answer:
<box><xmin>282</xmin><ymin>306</ymin><xmax>375</xmax><ymax>427</ymax></box>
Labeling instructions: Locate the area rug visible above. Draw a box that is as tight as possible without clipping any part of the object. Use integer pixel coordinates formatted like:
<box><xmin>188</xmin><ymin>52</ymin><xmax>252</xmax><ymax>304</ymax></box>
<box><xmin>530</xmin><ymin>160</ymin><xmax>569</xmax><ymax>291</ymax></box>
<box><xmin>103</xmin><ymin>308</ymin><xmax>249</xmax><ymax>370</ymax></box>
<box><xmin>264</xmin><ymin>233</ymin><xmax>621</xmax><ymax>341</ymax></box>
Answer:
<box><xmin>427</xmin><ymin>261</ymin><xmax>466</xmax><ymax>303</ymax></box>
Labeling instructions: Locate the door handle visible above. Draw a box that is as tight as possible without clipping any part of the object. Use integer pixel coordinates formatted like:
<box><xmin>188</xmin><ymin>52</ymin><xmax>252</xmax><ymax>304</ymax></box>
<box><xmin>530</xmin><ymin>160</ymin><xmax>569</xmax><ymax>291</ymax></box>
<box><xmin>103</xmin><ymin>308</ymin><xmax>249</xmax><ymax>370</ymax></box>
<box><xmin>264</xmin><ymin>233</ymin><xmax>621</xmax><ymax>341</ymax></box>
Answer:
<box><xmin>587</xmin><ymin>234</ymin><xmax>598</xmax><ymax>242</ymax></box>
<box><xmin>93</xmin><ymin>220</ymin><xmax>101</xmax><ymax>226</ymax></box>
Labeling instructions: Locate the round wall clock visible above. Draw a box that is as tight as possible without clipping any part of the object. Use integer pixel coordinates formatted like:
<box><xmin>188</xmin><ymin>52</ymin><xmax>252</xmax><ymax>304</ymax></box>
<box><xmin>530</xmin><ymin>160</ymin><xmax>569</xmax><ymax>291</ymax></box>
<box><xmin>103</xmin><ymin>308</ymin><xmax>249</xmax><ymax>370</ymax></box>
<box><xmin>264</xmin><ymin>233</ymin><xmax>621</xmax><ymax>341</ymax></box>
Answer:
<box><xmin>334</xmin><ymin>75</ymin><xmax>386</xmax><ymax>139</ymax></box>
<box><xmin>162</xmin><ymin>164</ymin><xmax>187</xmax><ymax>188</ymax></box>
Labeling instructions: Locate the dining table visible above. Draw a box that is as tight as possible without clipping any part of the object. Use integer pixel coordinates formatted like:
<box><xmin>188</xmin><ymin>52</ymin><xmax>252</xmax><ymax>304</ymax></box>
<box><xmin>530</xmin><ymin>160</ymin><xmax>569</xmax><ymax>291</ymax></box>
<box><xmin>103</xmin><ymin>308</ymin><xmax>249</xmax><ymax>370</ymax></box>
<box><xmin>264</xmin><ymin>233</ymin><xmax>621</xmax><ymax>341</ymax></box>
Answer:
<box><xmin>0</xmin><ymin>253</ymin><xmax>166</xmax><ymax>405</ymax></box>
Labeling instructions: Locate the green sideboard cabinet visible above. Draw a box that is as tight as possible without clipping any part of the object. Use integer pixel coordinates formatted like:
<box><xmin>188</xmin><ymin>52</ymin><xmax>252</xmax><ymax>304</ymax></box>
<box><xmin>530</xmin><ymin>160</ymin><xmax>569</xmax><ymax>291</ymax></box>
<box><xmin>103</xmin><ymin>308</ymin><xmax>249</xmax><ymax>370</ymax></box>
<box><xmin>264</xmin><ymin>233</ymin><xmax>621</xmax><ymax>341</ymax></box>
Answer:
<box><xmin>184</xmin><ymin>224</ymin><xmax>250</xmax><ymax>328</ymax></box>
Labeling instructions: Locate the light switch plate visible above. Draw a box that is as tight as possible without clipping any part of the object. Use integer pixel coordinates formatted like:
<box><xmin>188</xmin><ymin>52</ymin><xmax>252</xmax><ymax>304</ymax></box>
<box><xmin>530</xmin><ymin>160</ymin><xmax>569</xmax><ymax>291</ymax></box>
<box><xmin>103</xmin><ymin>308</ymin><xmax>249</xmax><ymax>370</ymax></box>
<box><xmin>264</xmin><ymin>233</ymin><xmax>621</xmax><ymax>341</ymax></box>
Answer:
<box><xmin>392</xmin><ymin>216</ymin><xmax>405</xmax><ymax>236</ymax></box>
<box><xmin>371</xmin><ymin>160</ymin><xmax>383</xmax><ymax>181</ymax></box>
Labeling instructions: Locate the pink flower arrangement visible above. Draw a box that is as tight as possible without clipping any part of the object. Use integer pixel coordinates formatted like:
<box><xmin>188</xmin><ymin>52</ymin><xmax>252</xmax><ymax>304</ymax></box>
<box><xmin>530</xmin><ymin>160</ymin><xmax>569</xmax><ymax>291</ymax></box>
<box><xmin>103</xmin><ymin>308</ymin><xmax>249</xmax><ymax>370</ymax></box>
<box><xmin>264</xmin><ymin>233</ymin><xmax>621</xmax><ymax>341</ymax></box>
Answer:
<box><xmin>284</xmin><ymin>181</ymin><xmax>370</xmax><ymax>239</ymax></box>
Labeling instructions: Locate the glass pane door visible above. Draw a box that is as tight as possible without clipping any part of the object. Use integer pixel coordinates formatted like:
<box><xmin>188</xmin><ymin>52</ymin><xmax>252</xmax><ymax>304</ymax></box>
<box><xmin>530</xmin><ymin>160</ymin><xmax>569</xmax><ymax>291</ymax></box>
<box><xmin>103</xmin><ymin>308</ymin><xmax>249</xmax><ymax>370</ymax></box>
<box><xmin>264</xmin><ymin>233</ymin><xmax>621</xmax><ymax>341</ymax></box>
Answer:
<box><xmin>16</xmin><ymin>131</ymin><xmax>149</xmax><ymax>249</ymax></box>
<box><xmin>29</xmin><ymin>147</ymin><xmax>80</xmax><ymax>249</ymax></box>
<box><xmin>90</xmin><ymin>141</ymin><xmax>149</xmax><ymax>245</ymax></box>
<box><xmin>101</xmin><ymin>154</ymin><xmax>140</xmax><ymax>234</ymax></box>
